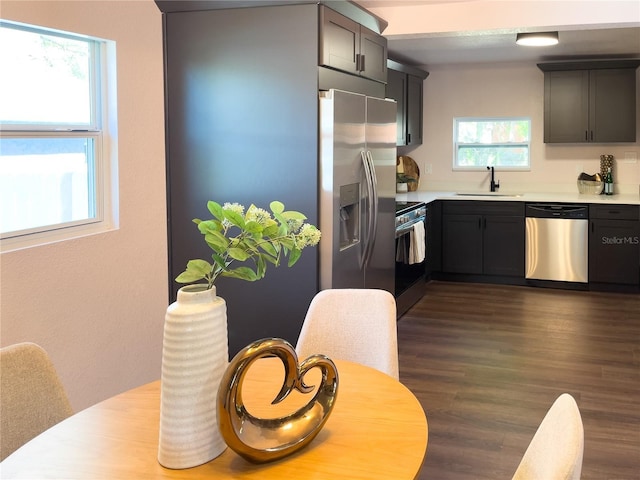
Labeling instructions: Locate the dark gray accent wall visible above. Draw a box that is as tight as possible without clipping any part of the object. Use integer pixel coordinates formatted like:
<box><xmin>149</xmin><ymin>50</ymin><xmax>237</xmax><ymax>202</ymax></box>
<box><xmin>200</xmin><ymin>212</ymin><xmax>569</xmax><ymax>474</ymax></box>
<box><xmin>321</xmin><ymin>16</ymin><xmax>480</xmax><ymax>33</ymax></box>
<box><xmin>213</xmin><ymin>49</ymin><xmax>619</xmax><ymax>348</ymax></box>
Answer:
<box><xmin>163</xmin><ymin>4</ymin><xmax>320</xmax><ymax>355</ymax></box>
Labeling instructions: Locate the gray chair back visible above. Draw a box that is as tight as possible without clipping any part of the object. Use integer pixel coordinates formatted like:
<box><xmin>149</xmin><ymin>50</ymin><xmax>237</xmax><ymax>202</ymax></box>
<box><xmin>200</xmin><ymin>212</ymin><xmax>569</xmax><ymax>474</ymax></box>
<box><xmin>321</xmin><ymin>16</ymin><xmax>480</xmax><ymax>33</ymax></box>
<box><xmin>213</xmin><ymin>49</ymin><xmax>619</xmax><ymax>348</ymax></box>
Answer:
<box><xmin>295</xmin><ymin>289</ymin><xmax>399</xmax><ymax>379</ymax></box>
<box><xmin>1</xmin><ymin>342</ymin><xmax>73</xmax><ymax>460</ymax></box>
<box><xmin>512</xmin><ymin>393</ymin><xmax>584</xmax><ymax>480</ymax></box>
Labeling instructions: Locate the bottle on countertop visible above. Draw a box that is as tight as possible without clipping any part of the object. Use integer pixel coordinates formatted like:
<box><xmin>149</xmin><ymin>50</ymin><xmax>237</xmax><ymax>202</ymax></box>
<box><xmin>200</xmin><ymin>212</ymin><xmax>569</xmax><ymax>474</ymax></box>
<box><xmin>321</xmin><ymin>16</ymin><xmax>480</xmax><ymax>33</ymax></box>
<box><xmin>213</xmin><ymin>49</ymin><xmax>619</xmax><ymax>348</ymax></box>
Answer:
<box><xmin>604</xmin><ymin>167</ymin><xmax>613</xmax><ymax>195</ymax></box>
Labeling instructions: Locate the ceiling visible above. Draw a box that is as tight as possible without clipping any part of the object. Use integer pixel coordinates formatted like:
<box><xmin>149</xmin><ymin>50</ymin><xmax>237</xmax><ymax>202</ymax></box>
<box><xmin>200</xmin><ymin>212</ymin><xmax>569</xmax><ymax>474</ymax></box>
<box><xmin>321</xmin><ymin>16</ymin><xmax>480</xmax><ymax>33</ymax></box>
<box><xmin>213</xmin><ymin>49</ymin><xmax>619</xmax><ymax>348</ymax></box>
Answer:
<box><xmin>354</xmin><ymin>1</ymin><xmax>640</xmax><ymax>67</ymax></box>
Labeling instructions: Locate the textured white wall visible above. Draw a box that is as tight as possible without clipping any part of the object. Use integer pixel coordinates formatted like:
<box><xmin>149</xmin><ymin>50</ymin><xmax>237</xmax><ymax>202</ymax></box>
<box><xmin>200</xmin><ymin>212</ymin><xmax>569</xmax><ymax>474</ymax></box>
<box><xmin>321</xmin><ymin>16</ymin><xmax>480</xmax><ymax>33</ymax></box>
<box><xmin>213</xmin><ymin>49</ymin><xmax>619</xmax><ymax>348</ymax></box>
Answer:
<box><xmin>0</xmin><ymin>0</ymin><xmax>168</xmax><ymax>411</ymax></box>
<box><xmin>409</xmin><ymin>62</ymin><xmax>640</xmax><ymax>194</ymax></box>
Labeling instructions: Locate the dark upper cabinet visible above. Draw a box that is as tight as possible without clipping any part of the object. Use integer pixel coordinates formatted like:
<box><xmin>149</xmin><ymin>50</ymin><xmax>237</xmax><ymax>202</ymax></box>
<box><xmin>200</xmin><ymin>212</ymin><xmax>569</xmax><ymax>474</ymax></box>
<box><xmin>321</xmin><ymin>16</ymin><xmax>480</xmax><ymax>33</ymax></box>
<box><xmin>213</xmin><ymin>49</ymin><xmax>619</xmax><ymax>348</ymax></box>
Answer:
<box><xmin>319</xmin><ymin>6</ymin><xmax>387</xmax><ymax>84</ymax></box>
<box><xmin>589</xmin><ymin>69</ymin><xmax>637</xmax><ymax>142</ymax></box>
<box><xmin>386</xmin><ymin>60</ymin><xmax>428</xmax><ymax>146</ymax></box>
<box><xmin>543</xmin><ymin>70</ymin><xmax>589</xmax><ymax>143</ymax></box>
<box><xmin>406</xmin><ymin>74</ymin><xmax>423</xmax><ymax>146</ymax></box>
<box><xmin>589</xmin><ymin>204</ymin><xmax>640</xmax><ymax>287</ymax></box>
<box><xmin>540</xmin><ymin>61</ymin><xmax>639</xmax><ymax>143</ymax></box>
<box><xmin>442</xmin><ymin>201</ymin><xmax>525</xmax><ymax>277</ymax></box>
<box><xmin>359</xmin><ymin>26</ymin><xmax>387</xmax><ymax>83</ymax></box>
<box><xmin>387</xmin><ymin>68</ymin><xmax>407</xmax><ymax>145</ymax></box>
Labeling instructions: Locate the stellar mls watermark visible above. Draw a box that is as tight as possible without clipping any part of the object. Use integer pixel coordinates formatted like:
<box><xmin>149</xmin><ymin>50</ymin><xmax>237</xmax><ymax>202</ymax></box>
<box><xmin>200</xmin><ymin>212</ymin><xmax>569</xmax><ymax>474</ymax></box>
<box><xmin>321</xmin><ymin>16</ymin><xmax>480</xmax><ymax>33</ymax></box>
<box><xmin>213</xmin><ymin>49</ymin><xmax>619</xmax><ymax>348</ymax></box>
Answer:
<box><xmin>601</xmin><ymin>236</ymin><xmax>639</xmax><ymax>245</ymax></box>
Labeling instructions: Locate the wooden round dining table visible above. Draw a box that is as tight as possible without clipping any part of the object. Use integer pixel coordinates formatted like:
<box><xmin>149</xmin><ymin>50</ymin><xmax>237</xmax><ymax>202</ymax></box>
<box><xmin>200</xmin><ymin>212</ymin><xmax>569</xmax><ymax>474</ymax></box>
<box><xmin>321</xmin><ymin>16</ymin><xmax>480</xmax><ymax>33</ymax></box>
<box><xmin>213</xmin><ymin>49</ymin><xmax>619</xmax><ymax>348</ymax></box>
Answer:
<box><xmin>1</xmin><ymin>358</ymin><xmax>428</xmax><ymax>479</ymax></box>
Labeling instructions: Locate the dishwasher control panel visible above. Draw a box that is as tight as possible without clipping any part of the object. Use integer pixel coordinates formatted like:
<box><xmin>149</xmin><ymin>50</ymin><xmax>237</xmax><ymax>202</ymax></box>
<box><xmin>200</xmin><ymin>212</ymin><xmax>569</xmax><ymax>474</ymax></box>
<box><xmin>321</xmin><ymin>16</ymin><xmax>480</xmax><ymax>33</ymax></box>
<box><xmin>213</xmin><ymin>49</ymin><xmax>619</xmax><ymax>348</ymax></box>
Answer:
<box><xmin>526</xmin><ymin>203</ymin><xmax>588</xmax><ymax>219</ymax></box>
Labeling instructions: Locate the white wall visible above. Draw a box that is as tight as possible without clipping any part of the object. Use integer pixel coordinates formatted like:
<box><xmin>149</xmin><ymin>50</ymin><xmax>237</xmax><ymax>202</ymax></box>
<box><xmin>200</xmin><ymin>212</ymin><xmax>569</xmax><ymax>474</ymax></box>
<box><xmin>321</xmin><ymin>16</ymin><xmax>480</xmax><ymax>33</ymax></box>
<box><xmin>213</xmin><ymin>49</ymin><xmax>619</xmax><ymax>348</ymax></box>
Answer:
<box><xmin>370</xmin><ymin>1</ymin><xmax>640</xmax><ymax>36</ymax></box>
<box><xmin>407</xmin><ymin>62</ymin><xmax>640</xmax><ymax>194</ymax></box>
<box><xmin>0</xmin><ymin>0</ymin><xmax>167</xmax><ymax>411</ymax></box>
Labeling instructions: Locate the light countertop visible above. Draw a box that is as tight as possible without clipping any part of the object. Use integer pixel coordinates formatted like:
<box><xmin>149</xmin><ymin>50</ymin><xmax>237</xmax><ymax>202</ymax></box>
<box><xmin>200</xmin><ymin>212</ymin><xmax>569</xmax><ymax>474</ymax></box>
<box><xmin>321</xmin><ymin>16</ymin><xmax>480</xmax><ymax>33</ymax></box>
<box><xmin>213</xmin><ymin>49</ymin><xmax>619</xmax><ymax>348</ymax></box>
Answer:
<box><xmin>397</xmin><ymin>191</ymin><xmax>640</xmax><ymax>206</ymax></box>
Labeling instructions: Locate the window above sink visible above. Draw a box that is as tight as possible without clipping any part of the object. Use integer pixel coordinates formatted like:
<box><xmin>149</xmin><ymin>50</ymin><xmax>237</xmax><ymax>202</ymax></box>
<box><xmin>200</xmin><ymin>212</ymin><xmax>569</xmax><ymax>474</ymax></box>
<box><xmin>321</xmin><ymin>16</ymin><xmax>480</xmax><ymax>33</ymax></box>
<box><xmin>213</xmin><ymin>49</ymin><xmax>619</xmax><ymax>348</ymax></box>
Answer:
<box><xmin>453</xmin><ymin>117</ymin><xmax>531</xmax><ymax>171</ymax></box>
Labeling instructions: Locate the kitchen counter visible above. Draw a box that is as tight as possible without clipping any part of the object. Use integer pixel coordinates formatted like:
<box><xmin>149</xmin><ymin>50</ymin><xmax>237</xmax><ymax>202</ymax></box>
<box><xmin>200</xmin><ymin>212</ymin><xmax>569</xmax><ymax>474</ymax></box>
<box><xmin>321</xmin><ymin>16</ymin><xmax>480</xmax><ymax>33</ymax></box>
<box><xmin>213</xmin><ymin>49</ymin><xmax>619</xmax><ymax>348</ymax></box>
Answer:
<box><xmin>397</xmin><ymin>191</ymin><xmax>640</xmax><ymax>205</ymax></box>
<box><xmin>400</xmin><ymin>189</ymin><xmax>640</xmax><ymax>295</ymax></box>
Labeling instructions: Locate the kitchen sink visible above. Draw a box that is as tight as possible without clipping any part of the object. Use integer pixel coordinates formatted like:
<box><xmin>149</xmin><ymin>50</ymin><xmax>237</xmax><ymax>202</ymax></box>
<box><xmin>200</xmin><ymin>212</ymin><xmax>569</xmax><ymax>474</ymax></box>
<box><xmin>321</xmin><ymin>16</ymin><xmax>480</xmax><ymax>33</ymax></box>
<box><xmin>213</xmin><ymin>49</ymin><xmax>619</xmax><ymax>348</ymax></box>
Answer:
<box><xmin>455</xmin><ymin>192</ymin><xmax>524</xmax><ymax>198</ymax></box>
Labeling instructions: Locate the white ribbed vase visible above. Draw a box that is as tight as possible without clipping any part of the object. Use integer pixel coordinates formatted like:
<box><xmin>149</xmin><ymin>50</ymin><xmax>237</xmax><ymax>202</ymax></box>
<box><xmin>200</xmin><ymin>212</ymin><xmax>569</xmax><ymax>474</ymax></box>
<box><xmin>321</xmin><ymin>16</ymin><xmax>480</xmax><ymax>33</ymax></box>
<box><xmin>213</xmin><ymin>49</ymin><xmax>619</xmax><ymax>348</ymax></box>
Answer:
<box><xmin>158</xmin><ymin>284</ymin><xmax>228</xmax><ymax>469</ymax></box>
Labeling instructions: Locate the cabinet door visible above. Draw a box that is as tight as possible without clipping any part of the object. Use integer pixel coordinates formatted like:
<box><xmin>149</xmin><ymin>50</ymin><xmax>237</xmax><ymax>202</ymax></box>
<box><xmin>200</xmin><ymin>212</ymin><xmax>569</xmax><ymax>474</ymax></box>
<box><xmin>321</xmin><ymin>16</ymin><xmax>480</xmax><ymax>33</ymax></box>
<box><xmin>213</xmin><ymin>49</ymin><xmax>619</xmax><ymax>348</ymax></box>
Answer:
<box><xmin>544</xmin><ymin>70</ymin><xmax>589</xmax><ymax>143</ymax></box>
<box><xmin>406</xmin><ymin>74</ymin><xmax>423</xmax><ymax>146</ymax></box>
<box><xmin>386</xmin><ymin>69</ymin><xmax>406</xmax><ymax>145</ymax></box>
<box><xmin>483</xmin><ymin>216</ymin><xmax>525</xmax><ymax>277</ymax></box>
<box><xmin>443</xmin><ymin>214</ymin><xmax>483</xmax><ymax>274</ymax></box>
<box><xmin>590</xmin><ymin>69</ymin><xmax>637</xmax><ymax>142</ymax></box>
<box><xmin>589</xmin><ymin>219</ymin><xmax>640</xmax><ymax>285</ymax></box>
<box><xmin>425</xmin><ymin>201</ymin><xmax>442</xmax><ymax>275</ymax></box>
<box><xmin>359</xmin><ymin>25</ymin><xmax>387</xmax><ymax>83</ymax></box>
<box><xmin>319</xmin><ymin>7</ymin><xmax>359</xmax><ymax>76</ymax></box>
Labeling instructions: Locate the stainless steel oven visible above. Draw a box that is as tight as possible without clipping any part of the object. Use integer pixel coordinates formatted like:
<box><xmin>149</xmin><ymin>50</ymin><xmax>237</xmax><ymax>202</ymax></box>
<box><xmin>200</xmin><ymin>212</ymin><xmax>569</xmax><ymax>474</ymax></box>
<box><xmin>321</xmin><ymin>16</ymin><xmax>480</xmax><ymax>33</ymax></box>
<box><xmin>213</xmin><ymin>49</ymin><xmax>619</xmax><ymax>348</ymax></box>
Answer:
<box><xmin>395</xmin><ymin>201</ymin><xmax>427</xmax><ymax>316</ymax></box>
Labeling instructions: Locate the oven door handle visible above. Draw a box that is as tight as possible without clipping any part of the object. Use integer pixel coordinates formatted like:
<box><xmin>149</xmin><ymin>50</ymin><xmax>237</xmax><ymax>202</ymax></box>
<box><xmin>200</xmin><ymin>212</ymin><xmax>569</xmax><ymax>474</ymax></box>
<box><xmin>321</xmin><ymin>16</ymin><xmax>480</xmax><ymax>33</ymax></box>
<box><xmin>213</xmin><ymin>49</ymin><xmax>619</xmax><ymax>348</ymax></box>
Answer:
<box><xmin>396</xmin><ymin>216</ymin><xmax>426</xmax><ymax>238</ymax></box>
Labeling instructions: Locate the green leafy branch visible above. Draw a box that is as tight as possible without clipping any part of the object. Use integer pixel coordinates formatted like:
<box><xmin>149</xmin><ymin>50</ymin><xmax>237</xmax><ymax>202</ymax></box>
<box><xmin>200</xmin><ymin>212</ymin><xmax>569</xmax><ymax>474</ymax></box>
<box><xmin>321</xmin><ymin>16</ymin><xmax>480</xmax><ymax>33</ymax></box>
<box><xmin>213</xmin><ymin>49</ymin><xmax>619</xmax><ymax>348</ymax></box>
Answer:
<box><xmin>175</xmin><ymin>200</ymin><xmax>321</xmax><ymax>289</ymax></box>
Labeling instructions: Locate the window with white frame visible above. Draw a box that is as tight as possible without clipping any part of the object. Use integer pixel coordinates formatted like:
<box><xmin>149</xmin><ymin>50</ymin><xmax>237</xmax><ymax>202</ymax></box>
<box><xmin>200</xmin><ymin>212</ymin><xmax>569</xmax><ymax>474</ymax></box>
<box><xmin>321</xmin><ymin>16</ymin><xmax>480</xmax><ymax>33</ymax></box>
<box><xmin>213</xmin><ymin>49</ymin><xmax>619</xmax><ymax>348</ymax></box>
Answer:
<box><xmin>454</xmin><ymin>117</ymin><xmax>531</xmax><ymax>170</ymax></box>
<box><xmin>0</xmin><ymin>21</ymin><xmax>116</xmax><ymax>251</ymax></box>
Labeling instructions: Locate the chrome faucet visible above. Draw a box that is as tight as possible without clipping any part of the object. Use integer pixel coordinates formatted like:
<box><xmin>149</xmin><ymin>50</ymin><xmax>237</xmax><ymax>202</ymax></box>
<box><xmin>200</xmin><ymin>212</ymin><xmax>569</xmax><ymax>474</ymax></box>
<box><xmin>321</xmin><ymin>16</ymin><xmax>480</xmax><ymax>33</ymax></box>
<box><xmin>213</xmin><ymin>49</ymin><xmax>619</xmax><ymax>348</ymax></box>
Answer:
<box><xmin>487</xmin><ymin>166</ymin><xmax>500</xmax><ymax>192</ymax></box>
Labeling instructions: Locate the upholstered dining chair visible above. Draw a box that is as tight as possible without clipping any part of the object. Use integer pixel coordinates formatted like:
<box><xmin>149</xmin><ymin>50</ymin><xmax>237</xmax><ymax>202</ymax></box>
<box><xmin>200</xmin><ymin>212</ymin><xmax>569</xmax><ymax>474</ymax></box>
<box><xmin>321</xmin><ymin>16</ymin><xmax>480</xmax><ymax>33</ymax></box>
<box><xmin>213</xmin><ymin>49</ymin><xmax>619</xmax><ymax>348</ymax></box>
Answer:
<box><xmin>0</xmin><ymin>342</ymin><xmax>74</xmax><ymax>461</ymax></box>
<box><xmin>512</xmin><ymin>393</ymin><xmax>584</xmax><ymax>480</ymax></box>
<box><xmin>295</xmin><ymin>288</ymin><xmax>399</xmax><ymax>380</ymax></box>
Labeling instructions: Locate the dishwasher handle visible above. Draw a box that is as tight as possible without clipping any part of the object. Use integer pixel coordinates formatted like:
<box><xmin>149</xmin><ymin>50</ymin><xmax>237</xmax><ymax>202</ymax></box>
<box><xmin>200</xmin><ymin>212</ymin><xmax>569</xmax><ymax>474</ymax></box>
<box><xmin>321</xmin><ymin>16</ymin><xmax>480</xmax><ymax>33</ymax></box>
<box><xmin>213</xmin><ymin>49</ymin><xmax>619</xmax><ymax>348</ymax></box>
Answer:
<box><xmin>526</xmin><ymin>204</ymin><xmax>588</xmax><ymax>219</ymax></box>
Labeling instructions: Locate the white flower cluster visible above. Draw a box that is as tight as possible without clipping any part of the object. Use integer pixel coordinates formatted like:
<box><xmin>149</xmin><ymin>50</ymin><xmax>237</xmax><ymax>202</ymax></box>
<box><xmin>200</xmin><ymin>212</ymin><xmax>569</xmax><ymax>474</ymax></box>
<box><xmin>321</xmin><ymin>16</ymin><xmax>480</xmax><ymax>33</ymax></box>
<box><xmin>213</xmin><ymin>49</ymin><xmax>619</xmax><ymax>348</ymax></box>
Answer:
<box><xmin>295</xmin><ymin>223</ymin><xmax>322</xmax><ymax>248</ymax></box>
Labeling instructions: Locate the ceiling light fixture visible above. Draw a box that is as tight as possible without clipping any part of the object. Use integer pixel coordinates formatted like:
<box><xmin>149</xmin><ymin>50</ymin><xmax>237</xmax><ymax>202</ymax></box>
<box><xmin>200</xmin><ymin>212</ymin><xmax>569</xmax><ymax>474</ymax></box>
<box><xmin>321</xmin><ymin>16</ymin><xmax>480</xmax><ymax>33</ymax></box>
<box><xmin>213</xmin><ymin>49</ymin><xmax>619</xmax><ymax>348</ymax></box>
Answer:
<box><xmin>516</xmin><ymin>32</ymin><xmax>559</xmax><ymax>47</ymax></box>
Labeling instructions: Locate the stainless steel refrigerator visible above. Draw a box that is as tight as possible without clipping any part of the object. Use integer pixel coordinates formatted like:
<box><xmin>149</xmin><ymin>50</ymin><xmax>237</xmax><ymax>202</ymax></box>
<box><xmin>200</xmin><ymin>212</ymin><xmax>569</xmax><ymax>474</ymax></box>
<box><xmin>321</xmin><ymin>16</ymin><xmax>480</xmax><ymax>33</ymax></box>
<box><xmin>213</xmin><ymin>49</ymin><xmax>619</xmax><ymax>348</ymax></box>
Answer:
<box><xmin>319</xmin><ymin>89</ymin><xmax>397</xmax><ymax>292</ymax></box>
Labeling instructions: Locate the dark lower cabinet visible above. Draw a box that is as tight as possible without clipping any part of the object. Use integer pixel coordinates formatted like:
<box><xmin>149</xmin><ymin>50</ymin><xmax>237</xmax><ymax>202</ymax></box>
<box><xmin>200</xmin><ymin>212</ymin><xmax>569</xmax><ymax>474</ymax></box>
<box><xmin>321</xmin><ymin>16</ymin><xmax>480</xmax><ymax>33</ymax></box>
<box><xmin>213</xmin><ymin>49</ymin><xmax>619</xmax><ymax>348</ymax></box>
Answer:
<box><xmin>442</xmin><ymin>201</ymin><xmax>525</xmax><ymax>278</ymax></box>
<box><xmin>483</xmin><ymin>215</ymin><xmax>526</xmax><ymax>276</ymax></box>
<box><xmin>443</xmin><ymin>214</ymin><xmax>483</xmax><ymax>274</ymax></box>
<box><xmin>434</xmin><ymin>200</ymin><xmax>639</xmax><ymax>293</ymax></box>
<box><xmin>589</xmin><ymin>204</ymin><xmax>640</xmax><ymax>288</ymax></box>
<box><xmin>425</xmin><ymin>200</ymin><xmax>442</xmax><ymax>276</ymax></box>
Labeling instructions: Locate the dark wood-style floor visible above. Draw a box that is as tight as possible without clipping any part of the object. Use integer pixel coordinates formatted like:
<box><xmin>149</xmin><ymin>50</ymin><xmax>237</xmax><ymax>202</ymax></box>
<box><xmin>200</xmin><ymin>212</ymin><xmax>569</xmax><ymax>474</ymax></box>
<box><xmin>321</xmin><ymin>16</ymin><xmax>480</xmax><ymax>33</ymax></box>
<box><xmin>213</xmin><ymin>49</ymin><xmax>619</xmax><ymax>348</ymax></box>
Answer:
<box><xmin>397</xmin><ymin>281</ymin><xmax>640</xmax><ymax>480</ymax></box>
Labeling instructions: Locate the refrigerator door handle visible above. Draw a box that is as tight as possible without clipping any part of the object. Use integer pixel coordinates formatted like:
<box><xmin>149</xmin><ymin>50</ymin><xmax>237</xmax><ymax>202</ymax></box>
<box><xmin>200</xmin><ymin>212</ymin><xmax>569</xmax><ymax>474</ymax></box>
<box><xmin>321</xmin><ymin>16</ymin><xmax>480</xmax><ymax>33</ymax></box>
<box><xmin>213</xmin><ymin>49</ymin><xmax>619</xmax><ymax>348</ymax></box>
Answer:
<box><xmin>361</xmin><ymin>150</ymin><xmax>375</xmax><ymax>268</ymax></box>
<box><xmin>365</xmin><ymin>150</ymin><xmax>379</xmax><ymax>267</ymax></box>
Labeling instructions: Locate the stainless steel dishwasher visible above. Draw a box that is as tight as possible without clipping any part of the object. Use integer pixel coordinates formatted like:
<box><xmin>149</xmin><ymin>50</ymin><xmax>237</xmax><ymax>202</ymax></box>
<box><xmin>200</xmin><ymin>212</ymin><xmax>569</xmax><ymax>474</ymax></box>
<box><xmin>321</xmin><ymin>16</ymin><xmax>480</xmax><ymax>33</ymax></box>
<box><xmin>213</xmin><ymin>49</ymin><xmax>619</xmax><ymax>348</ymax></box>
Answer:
<box><xmin>525</xmin><ymin>204</ymin><xmax>589</xmax><ymax>283</ymax></box>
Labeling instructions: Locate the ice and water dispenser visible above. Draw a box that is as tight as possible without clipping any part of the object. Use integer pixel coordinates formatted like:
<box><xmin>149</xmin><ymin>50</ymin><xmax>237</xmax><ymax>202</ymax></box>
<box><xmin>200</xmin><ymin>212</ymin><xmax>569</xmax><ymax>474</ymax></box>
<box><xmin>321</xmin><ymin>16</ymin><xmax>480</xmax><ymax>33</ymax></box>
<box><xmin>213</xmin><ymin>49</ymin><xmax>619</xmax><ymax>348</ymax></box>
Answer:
<box><xmin>339</xmin><ymin>183</ymin><xmax>360</xmax><ymax>250</ymax></box>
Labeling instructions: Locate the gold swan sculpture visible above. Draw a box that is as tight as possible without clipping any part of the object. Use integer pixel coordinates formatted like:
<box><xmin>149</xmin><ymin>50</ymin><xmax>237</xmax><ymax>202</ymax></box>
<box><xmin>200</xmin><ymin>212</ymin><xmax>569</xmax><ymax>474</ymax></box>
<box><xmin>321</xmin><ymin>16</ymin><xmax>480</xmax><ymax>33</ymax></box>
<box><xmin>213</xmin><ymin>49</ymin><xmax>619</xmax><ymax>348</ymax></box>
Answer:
<box><xmin>217</xmin><ymin>338</ymin><xmax>339</xmax><ymax>463</ymax></box>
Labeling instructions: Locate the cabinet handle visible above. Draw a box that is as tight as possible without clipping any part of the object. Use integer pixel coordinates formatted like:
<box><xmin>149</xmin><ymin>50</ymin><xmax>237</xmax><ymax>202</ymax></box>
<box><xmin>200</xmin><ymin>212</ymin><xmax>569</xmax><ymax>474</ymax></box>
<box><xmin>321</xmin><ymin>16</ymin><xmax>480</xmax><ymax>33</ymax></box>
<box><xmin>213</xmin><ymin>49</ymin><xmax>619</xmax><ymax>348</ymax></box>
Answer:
<box><xmin>585</xmin><ymin>131</ymin><xmax>588</xmax><ymax>141</ymax></box>
<box><xmin>590</xmin><ymin>130</ymin><xmax>594</xmax><ymax>141</ymax></box>
<box><xmin>407</xmin><ymin>133</ymin><xmax>411</xmax><ymax>143</ymax></box>
<box><xmin>360</xmin><ymin>54</ymin><xmax>365</xmax><ymax>72</ymax></box>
